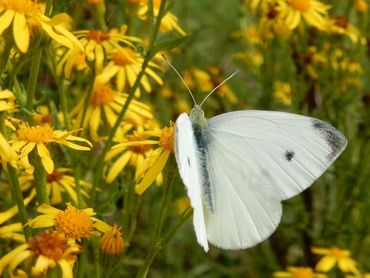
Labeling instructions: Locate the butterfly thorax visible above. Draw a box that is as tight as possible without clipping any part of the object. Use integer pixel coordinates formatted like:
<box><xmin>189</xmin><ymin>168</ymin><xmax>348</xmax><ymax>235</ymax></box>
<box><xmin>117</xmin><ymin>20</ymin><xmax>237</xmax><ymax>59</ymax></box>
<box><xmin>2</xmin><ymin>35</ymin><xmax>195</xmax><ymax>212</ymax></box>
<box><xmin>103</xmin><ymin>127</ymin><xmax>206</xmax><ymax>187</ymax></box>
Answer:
<box><xmin>189</xmin><ymin>105</ymin><xmax>215</xmax><ymax>214</ymax></box>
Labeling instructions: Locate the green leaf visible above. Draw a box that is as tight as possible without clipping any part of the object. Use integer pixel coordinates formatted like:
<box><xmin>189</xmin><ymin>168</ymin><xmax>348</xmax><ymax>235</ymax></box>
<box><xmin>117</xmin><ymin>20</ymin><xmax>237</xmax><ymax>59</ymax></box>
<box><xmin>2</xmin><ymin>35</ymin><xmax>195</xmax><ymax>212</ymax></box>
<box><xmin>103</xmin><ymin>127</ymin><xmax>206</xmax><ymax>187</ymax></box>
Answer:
<box><xmin>148</xmin><ymin>36</ymin><xmax>189</xmax><ymax>58</ymax></box>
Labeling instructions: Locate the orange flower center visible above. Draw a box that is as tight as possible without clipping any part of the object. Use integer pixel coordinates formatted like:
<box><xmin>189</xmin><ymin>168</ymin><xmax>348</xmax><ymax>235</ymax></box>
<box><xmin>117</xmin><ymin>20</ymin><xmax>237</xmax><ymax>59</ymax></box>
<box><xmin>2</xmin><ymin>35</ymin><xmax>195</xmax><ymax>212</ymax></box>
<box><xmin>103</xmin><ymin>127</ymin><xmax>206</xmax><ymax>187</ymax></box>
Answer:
<box><xmin>112</xmin><ymin>48</ymin><xmax>138</xmax><ymax>66</ymax></box>
<box><xmin>153</xmin><ymin>0</ymin><xmax>161</xmax><ymax>9</ymax></box>
<box><xmin>86</xmin><ymin>30</ymin><xmax>110</xmax><ymax>43</ymax></box>
<box><xmin>292</xmin><ymin>267</ymin><xmax>313</xmax><ymax>278</ymax></box>
<box><xmin>330</xmin><ymin>247</ymin><xmax>347</xmax><ymax>258</ymax></box>
<box><xmin>127</xmin><ymin>134</ymin><xmax>152</xmax><ymax>154</ymax></box>
<box><xmin>289</xmin><ymin>0</ymin><xmax>310</xmax><ymax>12</ymax></box>
<box><xmin>56</xmin><ymin>206</ymin><xmax>94</xmax><ymax>240</ymax></box>
<box><xmin>47</xmin><ymin>169</ymin><xmax>63</xmax><ymax>183</ymax></box>
<box><xmin>99</xmin><ymin>224</ymin><xmax>124</xmax><ymax>255</ymax></box>
<box><xmin>333</xmin><ymin>16</ymin><xmax>348</xmax><ymax>28</ymax></box>
<box><xmin>159</xmin><ymin>125</ymin><xmax>174</xmax><ymax>151</ymax></box>
<box><xmin>0</xmin><ymin>0</ymin><xmax>40</xmax><ymax>14</ymax></box>
<box><xmin>17</xmin><ymin>124</ymin><xmax>54</xmax><ymax>143</ymax></box>
<box><xmin>90</xmin><ymin>84</ymin><xmax>114</xmax><ymax>107</ymax></box>
<box><xmin>28</xmin><ymin>231</ymin><xmax>69</xmax><ymax>261</ymax></box>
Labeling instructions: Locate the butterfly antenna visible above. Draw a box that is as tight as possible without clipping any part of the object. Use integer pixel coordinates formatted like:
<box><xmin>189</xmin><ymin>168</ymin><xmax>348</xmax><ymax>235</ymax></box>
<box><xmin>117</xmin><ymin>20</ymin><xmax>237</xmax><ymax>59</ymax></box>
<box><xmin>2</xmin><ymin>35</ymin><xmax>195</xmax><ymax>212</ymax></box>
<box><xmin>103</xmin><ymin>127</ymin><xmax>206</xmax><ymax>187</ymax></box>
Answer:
<box><xmin>161</xmin><ymin>54</ymin><xmax>197</xmax><ymax>105</ymax></box>
<box><xmin>199</xmin><ymin>70</ymin><xmax>239</xmax><ymax>107</ymax></box>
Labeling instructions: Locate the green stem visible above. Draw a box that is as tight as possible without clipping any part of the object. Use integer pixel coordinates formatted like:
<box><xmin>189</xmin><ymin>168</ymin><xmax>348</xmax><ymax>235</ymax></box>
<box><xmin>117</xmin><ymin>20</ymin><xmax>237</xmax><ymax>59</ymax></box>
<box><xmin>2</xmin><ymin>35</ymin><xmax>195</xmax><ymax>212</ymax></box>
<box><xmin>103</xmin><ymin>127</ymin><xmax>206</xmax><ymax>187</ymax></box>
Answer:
<box><xmin>26</xmin><ymin>48</ymin><xmax>43</xmax><ymax>124</ymax></box>
<box><xmin>30</xmin><ymin>150</ymin><xmax>49</xmax><ymax>205</ymax></box>
<box><xmin>0</xmin><ymin>113</ymin><xmax>31</xmax><ymax>239</ymax></box>
<box><xmin>44</xmin><ymin>0</ymin><xmax>53</xmax><ymax>16</ymax></box>
<box><xmin>7</xmin><ymin>166</ymin><xmax>32</xmax><ymax>239</ymax></box>
<box><xmin>90</xmin><ymin>0</ymin><xmax>168</xmax><ymax>205</ymax></box>
<box><xmin>135</xmin><ymin>159</ymin><xmax>175</xmax><ymax>278</ymax></box>
<box><xmin>136</xmin><ymin>208</ymin><xmax>192</xmax><ymax>278</ymax></box>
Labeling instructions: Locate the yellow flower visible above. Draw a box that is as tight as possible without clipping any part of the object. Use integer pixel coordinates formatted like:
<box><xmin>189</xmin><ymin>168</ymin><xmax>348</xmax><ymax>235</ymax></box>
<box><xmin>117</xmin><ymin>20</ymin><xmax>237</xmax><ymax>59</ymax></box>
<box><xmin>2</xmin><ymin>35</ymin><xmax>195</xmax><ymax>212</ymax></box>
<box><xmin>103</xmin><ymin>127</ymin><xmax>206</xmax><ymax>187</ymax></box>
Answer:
<box><xmin>0</xmin><ymin>0</ymin><xmax>82</xmax><ymax>53</ymax></box>
<box><xmin>0</xmin><ymin>89</ymin><xmax>17</xmax><ymax>112</ymax></box>
<box><xmin>274</xmin><ymin>80</ymin><xmax>292</xmax><ymax>105</ymax></box>
<box><xmin>99</xmin><ymin>224</ymin><xmax>125</xmax><ymax>256</ymax></box>
<box><xmin>19</xmin><ymin>167</ymin><xmax>91</xmax><ymax>205</ymax></box>
<box><xmin>355</xmin><ymin>0</ymin><xmax>368</xmax><ymax>13</ymax></box>
<box><xmin>0</xmin><ymin>191</ymin><xmax>35</xmax><ymax>242</ymax></box>
<box><xmin>276</xmin><ymin>0</ymin><xmax>330</xmax><ymax>30</ymax></box>
<box><xmin>0</xmin><ymin>230</ymin><xmax>81</xmax><ymax>278</ymax></box>
<box><xmin>135</xmin><ymin>123</ymin><xmax>174</xmax><ymax>194</ymax></box>
<box><xmin>10</xmin><ymin>123</ymin><xmax>92</xmax><ymax>173</ymax></box>
<box><xmin>69</xmin><ymin>77</ymin><xmax>154</xmax><ymax>140</ymax></box>
<box><xmin>0</xmin><ymin>132</ymin><xmax>17</xmax><ymax>163</ymax></box>
<box><xmin>312</xmin><ymin>246</ymin><xmax>359</xmax><ymax>274</ymax></box>
<box><xmin>137</xmin><ymin>0</ymin><xmax>186</xmax><ymax>36</ymax></box>
<box><xmin>105</xmin><ymin>126</ymin><xmax>154</xmax><ymax>183</ymax></box>
<box><xmin>29</xmin><ymin>203</ymin><xmax>111</xmax><ymax>240</ymax></box>
<box><xmin>103</xmin><ymin>47</ymin><xmax>164</xmax><ymax>95</ymax></box>
<box><xmin>273</xmin><ymin>266</ymin><xmax>327</xmax><ymax>278</ymax></box>
<box><xmin>326</xmin><ymin>16</ymin><xmax>366</xmax><ymax>44</ymax></box>
<box><xmin>61</xmin><ymin>25</ymin><xmax>141</xmax><ymax>73</ymax></box>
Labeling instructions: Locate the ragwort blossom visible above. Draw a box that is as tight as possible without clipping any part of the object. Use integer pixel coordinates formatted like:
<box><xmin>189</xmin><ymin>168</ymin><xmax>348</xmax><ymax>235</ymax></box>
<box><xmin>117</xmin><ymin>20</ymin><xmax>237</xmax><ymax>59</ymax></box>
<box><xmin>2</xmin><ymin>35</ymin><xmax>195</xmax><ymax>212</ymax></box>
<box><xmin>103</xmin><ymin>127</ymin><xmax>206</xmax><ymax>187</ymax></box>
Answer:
<box><xmin>0</xmin><ymin>0</ymin><xmax>82</xmax><ymax>52</ymax></box>
<box><xmin>29</xmin><ymin>203</ymin><xmax>111</xmax><ymax>241</ymax></box>
<box><xmin>0</xmin><ymin>230</ymin><xmax>81</xmax><ymax>278</ymax></box>
<box><xmin>11</xmin><ymin>123</ymin><xmax>92</xmax><ymax>173</ymax></box>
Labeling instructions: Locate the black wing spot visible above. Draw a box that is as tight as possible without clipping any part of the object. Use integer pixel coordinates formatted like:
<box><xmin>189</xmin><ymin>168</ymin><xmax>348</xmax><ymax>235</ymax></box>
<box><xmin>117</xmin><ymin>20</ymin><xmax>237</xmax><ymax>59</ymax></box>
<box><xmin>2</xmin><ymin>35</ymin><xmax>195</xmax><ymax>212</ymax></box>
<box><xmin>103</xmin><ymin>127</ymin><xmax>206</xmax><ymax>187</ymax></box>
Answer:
<box><xmin>187</xmin><ymin>157</ymin><xmax>190</xmax><ymax>166</ymax></box>
<box><xmin>285</xmin><ymin>150</ymin><xmax>295</xmax><ymax>161</ymax></box>
<box><xmin>312</xmin><ymin>119</ymin><xmax>347</xmax><ymax>161</ymax></box>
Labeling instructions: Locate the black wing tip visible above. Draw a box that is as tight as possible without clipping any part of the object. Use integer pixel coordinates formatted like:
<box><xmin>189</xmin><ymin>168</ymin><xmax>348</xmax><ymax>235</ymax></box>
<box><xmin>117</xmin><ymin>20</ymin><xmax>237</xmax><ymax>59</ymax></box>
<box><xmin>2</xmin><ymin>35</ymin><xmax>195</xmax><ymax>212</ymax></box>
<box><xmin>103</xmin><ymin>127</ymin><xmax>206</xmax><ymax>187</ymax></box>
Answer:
<box><xmin>311</xmin><ymin>119</ymin><xmax>347</xmax><ymax>161</ymax></box>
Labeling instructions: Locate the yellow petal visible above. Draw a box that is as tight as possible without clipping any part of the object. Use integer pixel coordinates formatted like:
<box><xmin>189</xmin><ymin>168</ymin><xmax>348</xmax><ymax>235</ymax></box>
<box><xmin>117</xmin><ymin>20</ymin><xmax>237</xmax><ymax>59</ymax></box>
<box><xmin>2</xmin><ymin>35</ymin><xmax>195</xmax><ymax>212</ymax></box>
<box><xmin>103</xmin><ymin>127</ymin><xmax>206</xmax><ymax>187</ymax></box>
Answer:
<box><xmin>28</xmin><ymin>215</ymin><xmax>56</xmax><ymax>228</ymax></box>
<box><xmin>13</xmin><ymin>12</ymin><xmax>30</xmax><ymax>53</ymax></box>
<box><xmin>135</xmin><ymin>150</ymin><xmax>170</xmax><ymax>195</ymax></box>
<box><xmin>58</xmin><ymin>260</ymin><xmax>73</xmax><ymax>278</ymax></box>
<box><xmin>315</xmin><ymin>256</ymin><xmax>337</xmax><ymax>272</ymax></box>
<box><xmin>0</xmin><ymin>10</ymin><xmax>15</xmax><ymax>35</ymax></box>
<box><xmin>37</xmin><ymin>143</ymin><xmax>54</xmax><ymax>174</ymax></box>
<box><xmin>106</xmin><ymin>151</ymin><xmax>132</xmax><ymax>183</ymax></box>
<box><xmin>0</xmin><ymin>243</ymin><xmax>29</xmax><ymax>275</ymax></box>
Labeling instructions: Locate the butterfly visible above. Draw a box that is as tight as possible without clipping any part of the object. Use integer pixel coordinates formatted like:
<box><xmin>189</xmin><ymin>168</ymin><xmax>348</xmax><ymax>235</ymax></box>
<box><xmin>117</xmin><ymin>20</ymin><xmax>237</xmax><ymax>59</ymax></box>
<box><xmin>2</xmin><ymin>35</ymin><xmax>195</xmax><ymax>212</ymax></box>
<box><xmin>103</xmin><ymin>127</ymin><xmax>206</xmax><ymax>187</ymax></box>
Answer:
<box><xmin>164</xmin><ymin>58</ymin><xmax>347</xmax><ymax>252</ymax></box>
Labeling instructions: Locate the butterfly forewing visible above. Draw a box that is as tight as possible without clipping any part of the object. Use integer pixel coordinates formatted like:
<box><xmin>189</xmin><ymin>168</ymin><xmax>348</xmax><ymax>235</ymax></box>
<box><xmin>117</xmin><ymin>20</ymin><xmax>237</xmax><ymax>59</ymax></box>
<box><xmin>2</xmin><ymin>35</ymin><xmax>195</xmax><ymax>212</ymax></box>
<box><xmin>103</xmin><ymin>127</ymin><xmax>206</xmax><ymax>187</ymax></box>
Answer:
<box><xmin>202</xmin><ymin>110</ymin><xmax>346</xmax><ymax>249</ymax></box>
<box><xmin>174</xmin><ymin>113</ymin><xmax>209</xmax><ymax>252</ymax></box>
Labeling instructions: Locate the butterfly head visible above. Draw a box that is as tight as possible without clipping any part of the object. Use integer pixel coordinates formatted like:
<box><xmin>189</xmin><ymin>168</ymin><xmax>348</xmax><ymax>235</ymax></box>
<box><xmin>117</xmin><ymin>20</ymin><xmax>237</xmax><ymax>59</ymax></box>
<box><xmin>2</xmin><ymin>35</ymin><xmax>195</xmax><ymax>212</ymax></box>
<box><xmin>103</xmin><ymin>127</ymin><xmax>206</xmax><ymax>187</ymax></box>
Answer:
<box><xmin>190</xmin><ymin>105</ymin><xmax>207</xmax><ymax>127</ymax></box>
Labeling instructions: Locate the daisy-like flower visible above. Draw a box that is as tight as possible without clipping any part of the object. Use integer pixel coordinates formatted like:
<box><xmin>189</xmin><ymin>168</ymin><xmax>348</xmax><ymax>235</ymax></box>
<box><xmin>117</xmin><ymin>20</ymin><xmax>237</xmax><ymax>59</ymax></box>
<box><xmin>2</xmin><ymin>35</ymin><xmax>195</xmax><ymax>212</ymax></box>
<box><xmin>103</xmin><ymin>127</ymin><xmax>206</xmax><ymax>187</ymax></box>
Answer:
<box><xmin>273</xmin><ymin>266</ymin><xmax>327</xmax><ymax>278</ymax></box>
<box><xmin>273</xmin><ymin>80</ymin><xmax>292</xmax><ymax>105</ymax></box>
<box><xmin>0</xmin><ymin>89</ymin><xmax>17</xmax><ymax>112</ymax></box>
<box><xmin>0</xmin><ymin>191</ymin><xmax>35</xmax><ymax>242</ymax></box>
<box><xmin>134</xmin><ymin>123</ymin><xmax>174</xmax><ymax>194</ymax></box>
<box><xmin>276</xmin><ymin>0</ymin><xmax>331</xmax><ymax>30</ymax></box>
<box><xmin>69</xmin><ymin>76</ymin><xmax>154</xmax><ymax>140</ymax></box>
<box><xmin>312</xmin><ymin>246</ymin><xmax>359</xmax><ymax>274</ymax></box>
<box><xmin>0</xmin><ymin>230</ymin><xmax>81</xmax><ymax>278</ymax></box>
<box><xmin>29</xmin><ymin>203</ymin><xmax>111</xmax><ymax>240</ymax></box>
<box><xmin>326</xmin><ymin>16</ymin><xmax>366</xmax><ymax>44</ymax></box>
<box><xmin>104</xmin><ymin>125</ymin><xmax>155</xmax><ymax>183</ymax></box>
<box><xmin>10</xmin><ymin>123</ymin><xmax>92</xmax><ymax>174</ymax></box>
<box><xmin>57</xmin><ymin>25</ymin><xmax>141</xmax><ymax>74</ymax></box>
<box><xmin>137</xmin><ymin>0</ymin><xmax>186</xmax><ymax>36</ymax></box>
<box><xmin>103</xmin><ymin>47</ymin><xmax>164</xmax><ymax>95</ymax></box>
<box><xmin>19</xmin><ymin>167</ymin><xmax>91</xmax><ymax>205</ymax></box>
<box><xmin>0</xmin><ymin>0</ymin><xmax>82</xmax><ymax>53</ymax></box>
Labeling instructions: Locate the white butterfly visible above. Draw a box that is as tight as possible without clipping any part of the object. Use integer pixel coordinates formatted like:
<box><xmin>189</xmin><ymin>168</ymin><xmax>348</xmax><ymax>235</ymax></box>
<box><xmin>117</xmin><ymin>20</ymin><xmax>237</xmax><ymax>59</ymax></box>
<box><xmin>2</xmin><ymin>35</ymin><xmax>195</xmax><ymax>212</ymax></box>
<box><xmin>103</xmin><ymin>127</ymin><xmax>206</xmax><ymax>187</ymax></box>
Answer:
<box><xmin>166</xmin><ymin>60</ymin><xmax>347</xmax><ymax>252</ymax></box>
